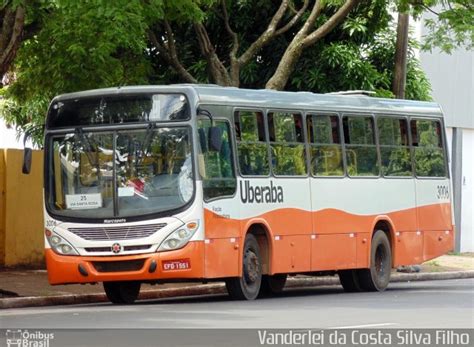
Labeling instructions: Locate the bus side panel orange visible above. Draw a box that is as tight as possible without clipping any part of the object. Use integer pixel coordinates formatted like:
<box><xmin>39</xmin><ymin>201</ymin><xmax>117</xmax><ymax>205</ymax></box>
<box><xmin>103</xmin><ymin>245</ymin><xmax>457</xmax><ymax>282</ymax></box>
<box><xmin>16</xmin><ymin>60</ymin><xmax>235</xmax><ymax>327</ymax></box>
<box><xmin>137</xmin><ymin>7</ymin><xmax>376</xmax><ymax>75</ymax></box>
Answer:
<box><xmin>271</xmin><ymin>235</ymin><xmax>311</xmax><ymax>274</ymax></box>
<box><xmin>387</xmin><ymin>208</ymin><xmax>417</xmax><ymax>232</ymax></box>
<box><xmin>423</xmin><ymin>230</ymin><xmax>454</xmax><ymax>262</ymax></box>
<box><xmin>264</xmin><ymin>208</ymin><xmax>312</xmax><ymax>236</ymax></box>
<box><xmin>313</xmin><ymin>209</ymin><xmax>373</xmax><ymax>234</ymax></box>
<box><xmin>417</xmin><ymin>203</ymin><xmax>452</xmax><ymax>231</ymax></box>
<box><xmin>204</xmin><ymin>238</ymin><xmax>241</xmax><ymax>278</ymax></box>
<box><xmin>203</xmin><ymin>208</ymin><xmax>241</xmax><ymax>239</ymax></box>
<box><xmin>311</xmin><ymin>234</ymin><xmax>356</xmax><ymax>271</ymax></box>
<box><xmin>356</xmin><ymin>233</ymin><xmax>370</xmax><ymax>268</ymax></box>
<box><xmin>393</xmin><ymin>231</ymin><xmax>424</xmax><ymax>266</ymax></box>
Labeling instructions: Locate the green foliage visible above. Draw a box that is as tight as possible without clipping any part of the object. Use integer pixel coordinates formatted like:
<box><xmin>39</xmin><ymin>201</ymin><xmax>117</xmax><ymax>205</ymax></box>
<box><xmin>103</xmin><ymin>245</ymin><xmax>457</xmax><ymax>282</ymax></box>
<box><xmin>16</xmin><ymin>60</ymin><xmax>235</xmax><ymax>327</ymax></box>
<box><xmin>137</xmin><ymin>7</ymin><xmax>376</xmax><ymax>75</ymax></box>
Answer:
<box><xmin>3</xmin><ymin>0</ymin><xmax>153</xmax><ymax>145</ymax></box>
<box><xmin>407</xmin><ymin>0</ymin><xmax>474</xmax><ymax>53</ymax></box>
<box><xmin>1</xmin><ymin>0</ymin><xmax>210</xmax><ymax>145</ymax></box>
<box><xmin>1</xmin><ymin>0</ymin><xmax>451</xmax><ymax>146</ymax></box>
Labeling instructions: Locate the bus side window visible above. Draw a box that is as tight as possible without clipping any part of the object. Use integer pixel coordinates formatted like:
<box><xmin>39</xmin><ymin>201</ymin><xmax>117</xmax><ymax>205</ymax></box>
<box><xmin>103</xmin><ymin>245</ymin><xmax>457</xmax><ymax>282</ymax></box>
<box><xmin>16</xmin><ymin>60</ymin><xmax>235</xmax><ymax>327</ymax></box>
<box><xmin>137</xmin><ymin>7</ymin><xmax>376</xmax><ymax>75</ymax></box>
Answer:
<box><xmin>307</xmin><ymin>114</ymin><xmax>343</xmax><ymax>176</ymax></box>
<box><xmin>410</xmin><ymin>119</ymin><xmax>446</xmax><ymax>177</ymax></box>
<box><xmin>343</xmin><ymin>115</ymin><xmax>379</xmax><ymax>177</ymax></box>
<box><xmin>198</xmin><ymin>119</ymin><xmax>236</xmax><ymax>200</ymax></box>
<box><xmin>267</xmin><ymin>112</ymin><xmax>306</xmax><ymax>176</ymax></box>
<box><xmin>377</xmin><ymin>117</ymin><xmax>412</xmax><ymax>177</ymax></box>
<box><xmin>234</xmin><ymin>110</ymin><xmax>270</xmax><ymax>176</ymax></box>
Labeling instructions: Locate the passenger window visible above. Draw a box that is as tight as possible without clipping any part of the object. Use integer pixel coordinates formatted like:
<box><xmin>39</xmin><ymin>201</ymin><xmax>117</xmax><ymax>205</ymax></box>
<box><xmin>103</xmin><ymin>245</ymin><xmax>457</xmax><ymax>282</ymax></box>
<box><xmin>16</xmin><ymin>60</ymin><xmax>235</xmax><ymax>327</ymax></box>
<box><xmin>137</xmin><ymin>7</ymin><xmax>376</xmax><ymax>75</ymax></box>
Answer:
<box><xmin>268</xmin><ymin>112</ymin><xmax>306</xmax><ymax>176</ymax></box>
<box><xmin>377</xmin><ymin>117</ymin><xmax>412</xmax><ymax>176</ymax></box>
<box><xmin>307</xmin><ymin>114</ymin><xmax>343</xmax><ymax>176</ymax></box>
<box><xmin>198</xmin><ymin>119</ymin><xmax>236</xmax><ymax>200</ymax></box>
<box><xmin>343</xmin><ymin>116</ymin><xmax>379</xmax><ymax>176</ymax></box>
<box><xmin>234</xmin><ymin>111</ymin><xmax>270</xmax><ymax>176</ymax></box>
<box><xmin>410</xmin><ymin>119</ymin><xmax>446</xmax><ymax>177</ymax></box>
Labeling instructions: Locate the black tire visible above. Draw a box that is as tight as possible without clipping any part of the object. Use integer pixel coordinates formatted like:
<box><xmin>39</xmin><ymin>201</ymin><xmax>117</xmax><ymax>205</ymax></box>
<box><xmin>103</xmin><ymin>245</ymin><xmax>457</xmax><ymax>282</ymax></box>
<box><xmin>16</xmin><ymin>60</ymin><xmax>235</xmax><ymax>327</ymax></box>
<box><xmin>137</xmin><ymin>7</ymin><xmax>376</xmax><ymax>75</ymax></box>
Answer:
<box><xmin>103</xmin><ymin>281</ymin><xmax>141</xmax><ymax>304</ymax></box>
<box><xmin>259</xmin><ymin>274</ymin><xmax>287</xmax><ymax>297</ymax></box>
<box><xmin>338</xmin><ymin>270</ymin><xmax>362</xmax><ymax>292</ymax></box>
<box><xmin>225</xmin><ymin>234</ymin><xmax>262</xmax><ymax>300</ymax></box>
<box><xmin>358</xmin><ymin>230</ymin><xmax>392</xmax><ymax>292</ymax></box>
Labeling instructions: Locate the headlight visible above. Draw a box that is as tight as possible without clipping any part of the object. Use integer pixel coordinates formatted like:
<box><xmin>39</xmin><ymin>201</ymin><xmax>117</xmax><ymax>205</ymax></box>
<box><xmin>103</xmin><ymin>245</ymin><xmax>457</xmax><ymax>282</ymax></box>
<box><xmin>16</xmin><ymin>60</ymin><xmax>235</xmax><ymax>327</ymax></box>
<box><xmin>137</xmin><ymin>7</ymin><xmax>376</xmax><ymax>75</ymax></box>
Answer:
<box><xmin>45</xmin><ymin>230</ymin><xmax>79</xmax><ymax>256</ymax></box>
<box><xmin>157</xmin><ymin>221</ymin><xmax>199</xmax><ymax>252</ymax></box>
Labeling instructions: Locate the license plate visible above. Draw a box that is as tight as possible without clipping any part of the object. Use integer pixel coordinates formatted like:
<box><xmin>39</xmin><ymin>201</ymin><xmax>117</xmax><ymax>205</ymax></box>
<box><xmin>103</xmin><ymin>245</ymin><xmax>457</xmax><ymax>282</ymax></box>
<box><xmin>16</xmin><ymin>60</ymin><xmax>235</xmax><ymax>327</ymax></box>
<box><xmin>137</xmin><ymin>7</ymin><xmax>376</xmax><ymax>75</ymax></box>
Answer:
<box><xmin>162</xmin><ymin>259</ymin><xmax>191</xmax><ymax>271</ymax></box>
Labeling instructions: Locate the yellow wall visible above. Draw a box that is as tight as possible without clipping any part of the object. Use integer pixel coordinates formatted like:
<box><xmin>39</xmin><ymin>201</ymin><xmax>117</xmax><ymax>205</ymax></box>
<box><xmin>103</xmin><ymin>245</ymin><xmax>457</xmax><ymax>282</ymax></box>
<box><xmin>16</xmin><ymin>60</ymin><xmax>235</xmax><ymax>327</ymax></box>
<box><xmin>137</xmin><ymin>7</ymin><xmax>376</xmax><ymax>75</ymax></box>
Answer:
<box><xmin>0</xmin><ymin>149</ymin><xmax>44</xmax><ymax>267</ymax></box>
<box><xmin>0</xmin><ymin>150</ymin><xmax>6</xmax><ymax>265</ymax></box>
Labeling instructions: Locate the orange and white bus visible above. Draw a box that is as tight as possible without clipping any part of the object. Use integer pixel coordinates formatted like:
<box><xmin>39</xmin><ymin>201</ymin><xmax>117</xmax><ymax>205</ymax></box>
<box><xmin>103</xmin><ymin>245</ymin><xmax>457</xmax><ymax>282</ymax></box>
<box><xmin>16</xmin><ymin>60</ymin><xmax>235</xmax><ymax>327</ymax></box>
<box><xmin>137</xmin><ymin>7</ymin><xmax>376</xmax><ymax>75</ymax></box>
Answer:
<box><xmin>42</xmin><ymin>85</ymin><xmax>454</xmax><ymax>303</ymax></box>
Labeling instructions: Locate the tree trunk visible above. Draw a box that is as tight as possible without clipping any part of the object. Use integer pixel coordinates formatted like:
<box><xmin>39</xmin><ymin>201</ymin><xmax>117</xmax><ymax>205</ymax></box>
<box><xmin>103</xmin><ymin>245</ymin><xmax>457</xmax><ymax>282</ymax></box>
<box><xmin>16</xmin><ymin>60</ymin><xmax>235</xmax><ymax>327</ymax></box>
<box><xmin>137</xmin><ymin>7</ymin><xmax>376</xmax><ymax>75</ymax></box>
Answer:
<box><xmin>265</xmin><ymin>0</ymin><xmax>360</xmax><ymax>91</ymax></box>
<box><xmin>265</xmin><ymin>39</ymin><xmax>305</xmax><ymax>90</ymax></box>
<box><xmin>0</xmin><ymin>6</ymin><xmax>26</xmax><ymax>79</ymax></box>
<box><xmin>392</xmin><ymin>12</ymin><xmax>409</xmax><ymax>99</ymax></box>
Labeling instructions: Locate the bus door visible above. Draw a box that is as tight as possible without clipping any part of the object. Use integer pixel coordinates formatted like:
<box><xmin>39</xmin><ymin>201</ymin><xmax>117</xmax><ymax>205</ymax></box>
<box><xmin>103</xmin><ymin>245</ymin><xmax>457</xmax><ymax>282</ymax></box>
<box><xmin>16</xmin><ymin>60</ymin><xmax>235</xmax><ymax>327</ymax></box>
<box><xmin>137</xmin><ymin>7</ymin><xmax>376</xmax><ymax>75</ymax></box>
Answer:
<box><xmin>198</xmin><ymin>111</ymin><xmax>241</xmax><ymax>278</ymax></box>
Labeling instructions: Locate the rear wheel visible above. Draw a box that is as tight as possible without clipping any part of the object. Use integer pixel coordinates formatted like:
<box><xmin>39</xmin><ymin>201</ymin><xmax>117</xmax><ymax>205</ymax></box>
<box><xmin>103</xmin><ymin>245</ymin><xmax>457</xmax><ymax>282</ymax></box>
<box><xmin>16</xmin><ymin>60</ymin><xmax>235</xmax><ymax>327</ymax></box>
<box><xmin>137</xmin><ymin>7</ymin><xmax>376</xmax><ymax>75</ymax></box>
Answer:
<box><xmin>358</xmin><ymin>230</ymin><xmax>392</xmax><ymax>291</ymax></box>
<box><xmin>103</xmin><ymin>281</ymin><xmax>141</xmax><ymax>304</ymax></box>
<box><xmin>226</xmin><ymin>234</ymin><xmax>262</xmax><ymax>300</ymax></box>
<box><xmin>338</xmin><ymin>270</ymin><xmax>362</xmax><ymax>292</ymax></box>
<box><xmin>259</xmin><ymin>274</ymin><xmax>287</xmax><ymax>297</ymax></box>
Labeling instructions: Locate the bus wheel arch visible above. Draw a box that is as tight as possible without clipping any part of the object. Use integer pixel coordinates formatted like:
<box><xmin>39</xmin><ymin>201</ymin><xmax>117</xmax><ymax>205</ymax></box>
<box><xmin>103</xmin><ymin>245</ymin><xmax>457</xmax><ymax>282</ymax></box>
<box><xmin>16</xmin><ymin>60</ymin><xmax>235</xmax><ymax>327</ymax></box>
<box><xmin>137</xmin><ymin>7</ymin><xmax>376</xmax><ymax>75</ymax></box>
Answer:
<box><xmin>245</xmin><ymin>223</ymin><xmax>272</xmax><ymax>276</ymax></box>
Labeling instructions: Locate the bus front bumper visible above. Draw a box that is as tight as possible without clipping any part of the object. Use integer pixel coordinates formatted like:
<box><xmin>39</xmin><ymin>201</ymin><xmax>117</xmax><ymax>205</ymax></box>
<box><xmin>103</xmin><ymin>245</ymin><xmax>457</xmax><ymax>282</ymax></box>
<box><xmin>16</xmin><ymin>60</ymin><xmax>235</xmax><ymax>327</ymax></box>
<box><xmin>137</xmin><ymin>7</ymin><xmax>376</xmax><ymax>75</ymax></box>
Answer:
<box><xmin>45</xmin><ymin>241</ymin><xmax>205</xmax><ymax>285</ymax></box>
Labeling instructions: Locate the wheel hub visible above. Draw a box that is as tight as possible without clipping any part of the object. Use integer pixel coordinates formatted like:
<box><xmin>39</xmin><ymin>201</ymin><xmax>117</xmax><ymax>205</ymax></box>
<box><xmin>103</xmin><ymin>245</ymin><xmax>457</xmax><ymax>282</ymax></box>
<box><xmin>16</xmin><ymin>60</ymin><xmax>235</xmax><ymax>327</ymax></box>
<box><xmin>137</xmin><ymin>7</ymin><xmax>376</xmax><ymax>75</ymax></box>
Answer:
<box><xmin>244</xmin><ymin>250</ymin><xmax>260</xmax><ymax>284</ymax></box>
<box><xmin>375</xmin><ymin>245</ymin><xmax>386</xmax><ymax>275</ymax></box>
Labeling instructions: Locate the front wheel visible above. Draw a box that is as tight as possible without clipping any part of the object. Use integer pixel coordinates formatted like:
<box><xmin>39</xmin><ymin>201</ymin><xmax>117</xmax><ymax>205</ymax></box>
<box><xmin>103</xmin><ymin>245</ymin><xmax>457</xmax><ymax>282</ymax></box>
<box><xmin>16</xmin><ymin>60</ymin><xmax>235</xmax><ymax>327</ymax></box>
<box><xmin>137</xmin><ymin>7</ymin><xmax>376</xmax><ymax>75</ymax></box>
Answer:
<box><xmin>226</xmin><ymin>234</ymin><xmax>262</xmax><ymax>300</ymax></box>
<box><xmin>103</xmin><ymin>281</ymin><xmax>141</xmax><ymax>304</ymax></box>
<box><xmin>358</xmin><ymin>230</ymin><xmax>392</xmax><ymax>291</ymax></box>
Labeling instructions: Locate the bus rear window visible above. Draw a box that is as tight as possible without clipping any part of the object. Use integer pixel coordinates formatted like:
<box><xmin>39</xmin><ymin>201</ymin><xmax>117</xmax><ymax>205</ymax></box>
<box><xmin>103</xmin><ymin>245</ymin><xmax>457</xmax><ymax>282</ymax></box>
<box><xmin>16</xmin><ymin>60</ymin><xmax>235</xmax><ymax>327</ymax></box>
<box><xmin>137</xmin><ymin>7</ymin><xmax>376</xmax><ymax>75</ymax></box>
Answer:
<box><xmin>47</xmin><ymin>94</ymin><xmax>190</xmax><ymax>128</ymax></box>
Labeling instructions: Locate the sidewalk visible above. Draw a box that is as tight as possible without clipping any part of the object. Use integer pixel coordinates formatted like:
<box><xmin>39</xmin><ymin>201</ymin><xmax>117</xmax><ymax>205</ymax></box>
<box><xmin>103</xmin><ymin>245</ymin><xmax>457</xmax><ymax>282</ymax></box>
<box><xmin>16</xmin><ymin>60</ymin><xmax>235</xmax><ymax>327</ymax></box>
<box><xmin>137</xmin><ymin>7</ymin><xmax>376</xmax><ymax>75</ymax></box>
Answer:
<box><xmin>1</xmin><ymin>253</ymin><xmax>473</xmax><ymax>308</ymax></box>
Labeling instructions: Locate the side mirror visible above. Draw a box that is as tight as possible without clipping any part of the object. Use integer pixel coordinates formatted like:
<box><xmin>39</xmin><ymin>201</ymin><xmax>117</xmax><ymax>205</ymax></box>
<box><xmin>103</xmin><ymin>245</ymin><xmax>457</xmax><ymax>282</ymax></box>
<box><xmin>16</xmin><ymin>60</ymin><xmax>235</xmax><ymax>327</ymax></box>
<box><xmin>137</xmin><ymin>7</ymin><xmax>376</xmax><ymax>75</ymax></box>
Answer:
<box><xmin>209</xmin><ymin>126</ymin><xmax>223</xmax><ymax>152</ymax></box>
<box><xmin>21</xmin><ymin>129</ymin><xmax>34</xmax><ymax>175</ymax></box>
<box><xmin>22</xmin><ymin>148</ymin><xmax>32</xmax><ymax>174</ymax></box>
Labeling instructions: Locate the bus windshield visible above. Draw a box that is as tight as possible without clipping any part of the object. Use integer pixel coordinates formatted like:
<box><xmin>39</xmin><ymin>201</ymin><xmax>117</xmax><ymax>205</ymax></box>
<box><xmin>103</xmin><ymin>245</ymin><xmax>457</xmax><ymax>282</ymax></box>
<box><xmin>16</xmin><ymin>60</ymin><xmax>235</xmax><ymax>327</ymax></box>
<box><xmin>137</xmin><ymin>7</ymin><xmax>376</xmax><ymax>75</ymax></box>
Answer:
<box><xmin>47</xmin><ymin>127</ymin><xmax>193</xmax><ymax>220</ymax></box>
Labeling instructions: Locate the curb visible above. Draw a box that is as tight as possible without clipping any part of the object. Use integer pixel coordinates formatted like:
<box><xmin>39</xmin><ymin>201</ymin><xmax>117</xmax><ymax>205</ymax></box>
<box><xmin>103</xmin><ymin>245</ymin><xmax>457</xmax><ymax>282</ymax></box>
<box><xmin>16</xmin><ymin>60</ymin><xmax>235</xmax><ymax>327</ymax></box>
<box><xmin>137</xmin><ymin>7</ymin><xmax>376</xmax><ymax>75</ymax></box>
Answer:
<box><xmin>1</xmin><ymin>270</ymin><xmax>473</xmax><ymax>309</ymax></box>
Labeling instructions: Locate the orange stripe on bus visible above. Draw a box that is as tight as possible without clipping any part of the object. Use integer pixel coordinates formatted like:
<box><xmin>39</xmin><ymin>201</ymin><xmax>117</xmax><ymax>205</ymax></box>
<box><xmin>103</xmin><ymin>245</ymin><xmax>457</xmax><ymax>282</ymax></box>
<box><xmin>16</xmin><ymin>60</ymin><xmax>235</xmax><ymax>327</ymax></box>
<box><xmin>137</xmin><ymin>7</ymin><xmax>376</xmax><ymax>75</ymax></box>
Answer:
<box><xmin>204</xmin><ymin>203</ymin><xmax>453</xmax><ymax>275</ymax></box>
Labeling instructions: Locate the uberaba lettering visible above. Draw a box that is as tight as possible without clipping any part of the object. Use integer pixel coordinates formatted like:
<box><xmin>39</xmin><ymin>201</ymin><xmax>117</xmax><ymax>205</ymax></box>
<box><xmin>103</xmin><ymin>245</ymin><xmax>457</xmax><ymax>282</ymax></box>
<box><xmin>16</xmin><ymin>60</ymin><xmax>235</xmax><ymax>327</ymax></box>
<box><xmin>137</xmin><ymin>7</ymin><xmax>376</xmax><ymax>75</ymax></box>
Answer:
<box><xmin>240</xmin><ymin>180</ymin><xmax>284</xmax><ymax>203</ymax></box>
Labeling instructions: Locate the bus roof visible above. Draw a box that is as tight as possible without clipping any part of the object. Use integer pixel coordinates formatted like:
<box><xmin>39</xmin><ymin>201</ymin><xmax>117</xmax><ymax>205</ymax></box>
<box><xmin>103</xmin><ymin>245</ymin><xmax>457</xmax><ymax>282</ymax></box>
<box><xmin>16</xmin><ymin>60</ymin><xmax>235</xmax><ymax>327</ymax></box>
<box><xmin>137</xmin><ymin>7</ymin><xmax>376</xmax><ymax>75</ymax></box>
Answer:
<box><xmin>52</xmin><ymin>84</ymin><xmax>443</xmax><ymax>117</ymax></box>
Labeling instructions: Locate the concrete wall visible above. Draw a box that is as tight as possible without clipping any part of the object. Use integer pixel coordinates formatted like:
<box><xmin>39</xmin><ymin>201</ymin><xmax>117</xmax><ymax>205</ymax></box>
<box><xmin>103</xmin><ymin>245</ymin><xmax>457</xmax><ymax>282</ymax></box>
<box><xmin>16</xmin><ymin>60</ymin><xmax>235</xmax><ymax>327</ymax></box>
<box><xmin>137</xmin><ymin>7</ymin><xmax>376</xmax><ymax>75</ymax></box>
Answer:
<box><xmin>460</xmin><ymin>130</ymin><xmax>474</xmax><ymax>252</ymax></box>
<box><xmin>419</xmin><ymin>23</ymin><xmax>474</xmax><ymax>252</ymax></box>
<box><xmin>0</xmin><ymin>149</ymin><xmax>44</xmax><ymax>267</ymax></box>
<box><xmin>445</xmin><ymin>128</ymin><xmax>474</xmax><ymax>252</ymax></box>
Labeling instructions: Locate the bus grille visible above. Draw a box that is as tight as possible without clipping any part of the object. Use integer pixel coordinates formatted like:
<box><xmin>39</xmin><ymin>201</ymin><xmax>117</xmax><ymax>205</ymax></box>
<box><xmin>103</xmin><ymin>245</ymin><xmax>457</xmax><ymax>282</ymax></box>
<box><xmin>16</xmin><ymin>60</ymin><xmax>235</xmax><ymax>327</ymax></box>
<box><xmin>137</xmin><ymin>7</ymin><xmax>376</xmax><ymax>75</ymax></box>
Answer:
<box><xmin>84</xmin><ymin>245</ymin><xmax>152</xmax><ymax>253</ymax></box>
<box><xmin>92</xmin><ymin>259</ymin><xmax>146</xmax><ymax>273</ymax></box>
<box><xmin>68</xmin><ymin>223</ymin><xmax>167</xmax><ymax>241</ymax></box>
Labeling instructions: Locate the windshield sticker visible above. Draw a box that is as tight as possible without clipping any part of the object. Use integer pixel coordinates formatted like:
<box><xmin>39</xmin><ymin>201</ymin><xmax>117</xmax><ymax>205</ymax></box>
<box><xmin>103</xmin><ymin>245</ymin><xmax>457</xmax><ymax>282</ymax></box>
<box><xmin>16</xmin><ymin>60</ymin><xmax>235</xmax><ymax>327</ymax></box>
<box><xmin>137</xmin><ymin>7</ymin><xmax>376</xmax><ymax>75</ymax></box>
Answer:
<box><xmin>65</xmin><ymin>193</ymin><xmax>102</xmax><ymax>210</ymax></box>
<box><xmin>118</xmin><ymin>187</ymin><xmax>135</xmax><ymax>197</ymax></box>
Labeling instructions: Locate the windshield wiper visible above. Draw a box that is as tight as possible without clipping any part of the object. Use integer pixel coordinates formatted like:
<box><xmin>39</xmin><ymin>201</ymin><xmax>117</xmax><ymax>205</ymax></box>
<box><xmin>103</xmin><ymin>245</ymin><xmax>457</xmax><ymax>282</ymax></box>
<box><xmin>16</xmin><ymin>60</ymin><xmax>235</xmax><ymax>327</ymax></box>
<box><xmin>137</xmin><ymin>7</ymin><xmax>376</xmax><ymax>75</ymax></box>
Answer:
<box><xmin>140</xmin><ymin>122</ymin><xmax>156</xmax><ymax>165</ymax></box>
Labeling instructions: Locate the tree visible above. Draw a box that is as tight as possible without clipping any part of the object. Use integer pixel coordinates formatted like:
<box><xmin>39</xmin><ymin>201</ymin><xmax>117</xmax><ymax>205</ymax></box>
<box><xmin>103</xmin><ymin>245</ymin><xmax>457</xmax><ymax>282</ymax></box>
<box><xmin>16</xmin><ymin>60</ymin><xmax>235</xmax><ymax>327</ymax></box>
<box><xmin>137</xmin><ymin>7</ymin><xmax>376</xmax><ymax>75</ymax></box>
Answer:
<box><xmin>1</xmin><ymin>0</ymin><xmax>434</xmax><ymax>145</ymax></box>
<box><xmin>149</xmin><ymin>0</ymin><xmax>362</xmax><ymax>89</ymax></box>
<box><xmin>409</xmin><ymin>0</ymin><xmax>474</xmax><ymax>53</ymax></box>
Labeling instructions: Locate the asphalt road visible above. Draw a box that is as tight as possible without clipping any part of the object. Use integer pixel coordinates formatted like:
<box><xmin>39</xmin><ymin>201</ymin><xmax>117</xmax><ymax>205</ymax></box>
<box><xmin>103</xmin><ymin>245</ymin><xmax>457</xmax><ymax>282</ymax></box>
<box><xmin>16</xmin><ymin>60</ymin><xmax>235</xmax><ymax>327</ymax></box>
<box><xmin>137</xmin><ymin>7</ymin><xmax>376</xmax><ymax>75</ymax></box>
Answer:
<box><xmin>1</xmin><ymin>278</ymin><xmax>473</xmax><ymax>330</ymax></box>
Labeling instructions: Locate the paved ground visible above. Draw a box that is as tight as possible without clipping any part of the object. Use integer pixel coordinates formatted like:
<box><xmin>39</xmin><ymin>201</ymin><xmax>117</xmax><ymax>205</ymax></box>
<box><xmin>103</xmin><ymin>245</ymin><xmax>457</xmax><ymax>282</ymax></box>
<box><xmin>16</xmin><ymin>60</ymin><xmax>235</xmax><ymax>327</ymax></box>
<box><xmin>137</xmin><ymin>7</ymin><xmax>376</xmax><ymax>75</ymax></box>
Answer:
<box><xmin>1</xmin><ymin>279</ymin><xmax>473</xmax><ymax>329</ymax></box>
